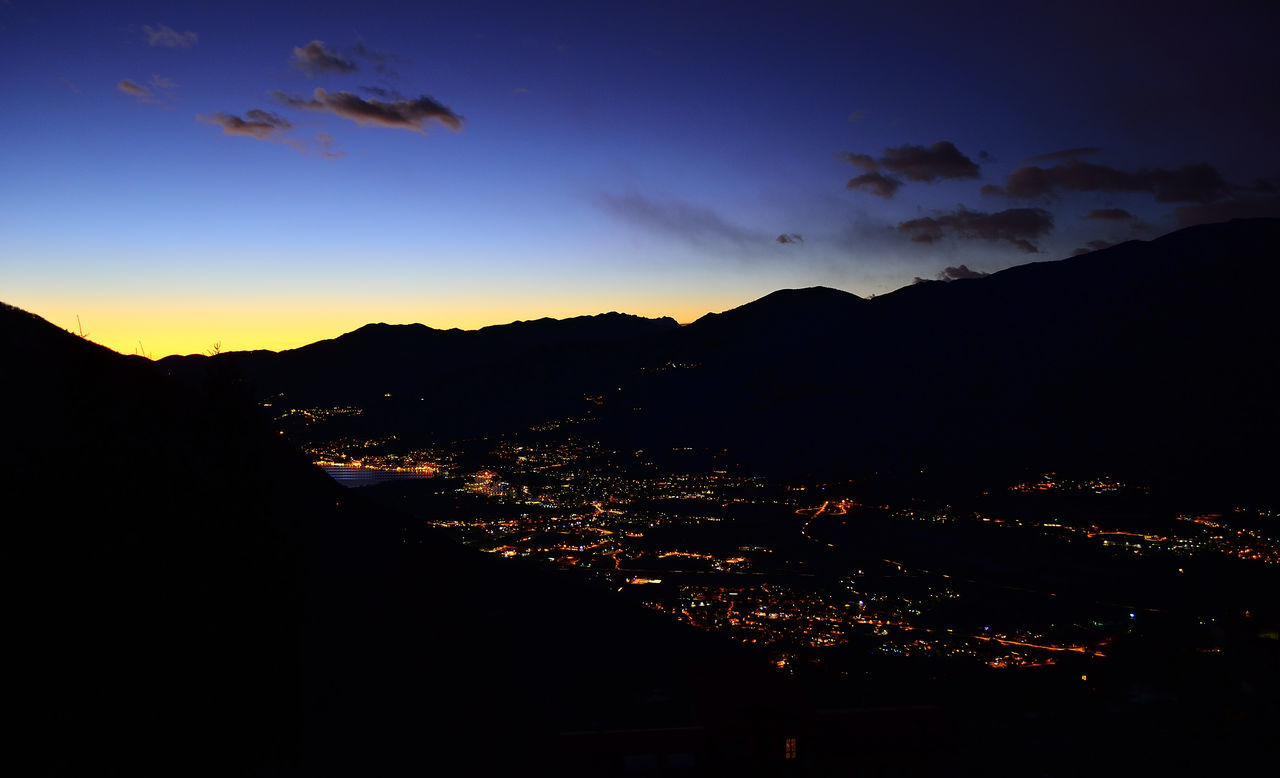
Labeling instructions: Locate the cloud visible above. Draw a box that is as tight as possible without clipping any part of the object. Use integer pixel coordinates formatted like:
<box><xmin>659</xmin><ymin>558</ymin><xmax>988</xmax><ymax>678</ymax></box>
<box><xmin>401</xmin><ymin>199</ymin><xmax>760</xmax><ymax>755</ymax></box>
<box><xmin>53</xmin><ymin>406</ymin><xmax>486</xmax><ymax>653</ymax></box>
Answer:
<box><xmin>1239</xmin><ymin>177</ymin><xmax>1279</xmax><ymax>195</ymax></box>
<box><xmin>314</xmin><ymin>131</ymin><xmax>345</xmax><ymax>159</ymax></box>
<box><xmin>1174</xmin><ymin>196</ymin><xmax>1280</xmax><ymax>227</ymax></box>
<box><xmin>939</xmin><ymin>264</ymin><xmax>988</xmax><ymax>280</ymax></box>
<box><xmin>980</xmin><ymin>183</ymin><xmax>1005</xmax><ymax>197</ymax></box>
<box><xmin>880</xmin><ymin>141</ymin><xmax>980</xmax><ymax>182</ymax></box>
<box><xmin>142</xmin><ymin>24</ymin><xmax>197</xmax><ymax>49</ymax></box>
<box><xmin>116</xmin><ymin>79</ymin><xmax>153</xmax><ymax>98</ymax></box>
<box><xmin>597</xmin><ymin>192</ymin><xmax>767</xmax><ymax>248</ymax></box>
<box><xmin>840</xmin><ymin>141</ymin><xmax>980</xmax><ymax>197</ymax></box>
<box><xmin>1001</xmin><ymin>160</ymin><xmax>1230</xmax><ymax>203</ymax></box>
<box><xmin>274</xmin><ymin>88</ymin><xmax>463</xmax><ymax>132</ymax></box>
<box><xmin>1085</xmin><ymin>208</ymin><xmax>1134</xmax><ymax>221</ymax></box>
<box><xmin>776</xmin><ymin>233</ymin><xmax>804</xmax><ymax>244</ymax></box>
<box><xmin>292</xmin><ymin>41</ymin><xmax>357</xmax><ymax>76</ymax></box>
<box><xmin>148</xmin><ymin>75</ymin><xmax>178</xmax><ymax>92</ymax></box>
<box><xmin>199</xmin><ymin>109</ymin><xmax>293</xmax><ymax>139</ymax></box>
<box><xmin>846</xmin><ymin>171</ymin><xmax>902</xmax><ymax>198</ymax></box>
<box><xmin>360</xmin><ymin>85</ymin><xmax>405</xmax><ymax>101</ymax></box>
<box><xmin>116</xmin><ymin>79</ymin><xmax>152</xmax><ymax>97</ymax></box>
<box><xmin>351</xmin><ymin>39</ymin><xmax>402</xmax><ymax>77</ymax></box>
<box><xmin>897</xmin><ymin>207</ymin><xmax>1054</xmax><ymax>253</ymax></box>
<box><xmin>1025</xmin><ymin>146</ymin><xmax>1102</xmax><ymax>162</ymax></box>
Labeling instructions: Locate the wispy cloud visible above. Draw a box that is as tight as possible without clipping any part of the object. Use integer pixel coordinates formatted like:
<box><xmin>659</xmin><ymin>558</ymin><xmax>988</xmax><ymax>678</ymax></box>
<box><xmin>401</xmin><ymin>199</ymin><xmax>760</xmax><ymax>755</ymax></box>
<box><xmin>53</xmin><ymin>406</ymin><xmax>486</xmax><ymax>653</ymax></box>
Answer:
<box><xmin>1025</xmin><ymin>146</ymin><xmax>1102</xmax><ymax>162</ymax></box>
<box><xmin>116</xmin><ymin>79</ymin><xmax>160</xmax><ymax>104</ymax></box>
<box><xmin>273</xmin><ymin>88</ymin><xmax>463</xmax><ymax>132</ymax></box>
<box><xmin>148</xmin><ymin>75</ymin><xmax>178</xmax><ymax>92</ymax></box>
<box><xmin>597</xmin><ymin>192</ymin><xmax>770</xmax><ymax>249</ymax></box>
<box><xmin>198</xmin><ymin>109</ymin><xmax>293</xmax><ymax>140</ymax></box>
<box><xmin>1084</xmin><ymin>208</ymin><xmax>1134</xmax><ymax>221</ymax></box>
<box><xmin>292</xmin><ymin>41</ymin><xmax>357</xmax><ymax>76</ymax></box>
<box><xmin>776</xmin><ymin>233</ymin><xmax>804</xmax><ymax>244</ymax></box>
<box><xmin>142</xmin><ymin>24</ymin><xmax>197</xmax><ymax>49</ymax></box>
<box><xmin>314</xmin><ymin>131</ymin><xmax>345</xmax><ymax>159</ymax></box>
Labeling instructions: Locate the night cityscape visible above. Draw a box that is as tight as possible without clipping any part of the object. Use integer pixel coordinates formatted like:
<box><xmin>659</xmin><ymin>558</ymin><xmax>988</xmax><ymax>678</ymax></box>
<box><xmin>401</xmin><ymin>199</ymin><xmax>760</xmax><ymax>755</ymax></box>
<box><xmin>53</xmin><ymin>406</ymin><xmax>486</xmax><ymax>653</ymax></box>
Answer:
<box><xmin>5</xmin><ymin>2</ymin><xmax>1280</xmax><ymax>775</ymax></box>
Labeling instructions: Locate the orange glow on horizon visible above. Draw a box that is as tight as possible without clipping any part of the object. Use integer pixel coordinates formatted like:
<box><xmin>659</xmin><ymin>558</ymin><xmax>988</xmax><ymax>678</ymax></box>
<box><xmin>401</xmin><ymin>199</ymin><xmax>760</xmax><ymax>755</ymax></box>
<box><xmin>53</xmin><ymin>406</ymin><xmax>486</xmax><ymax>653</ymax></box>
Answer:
<box><xmin>13</xmin><ymin>293</ymin><xmax>747</xmax><ymax>359</ymax></box>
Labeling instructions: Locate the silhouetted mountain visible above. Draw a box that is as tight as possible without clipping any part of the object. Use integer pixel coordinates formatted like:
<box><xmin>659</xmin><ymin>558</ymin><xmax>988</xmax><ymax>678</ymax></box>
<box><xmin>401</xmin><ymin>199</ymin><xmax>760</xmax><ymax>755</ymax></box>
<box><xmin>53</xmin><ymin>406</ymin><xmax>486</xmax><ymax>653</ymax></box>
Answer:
<box><xmin>161</xmin><ymin>311</ymin><xmax>677</xmax><ymax>405</ymax></box>
<box><xmin>0</xmin><ymin>302</ymin><xmax>750</xmax><ymax>776</ymax></box>
<box><xmin>154</xmin><ymin>218</ymin><xmax>1280</xmax><ymax>501</ymax></box>
<box><xmin>606</xmin><ymin>218</ymin><xmax>1280</xmax><ymax>499</ymax></box>
<box><xmin>681</xmin><ymin>286</ymin><xmax>869</xmax><ymax>354</ymax></box>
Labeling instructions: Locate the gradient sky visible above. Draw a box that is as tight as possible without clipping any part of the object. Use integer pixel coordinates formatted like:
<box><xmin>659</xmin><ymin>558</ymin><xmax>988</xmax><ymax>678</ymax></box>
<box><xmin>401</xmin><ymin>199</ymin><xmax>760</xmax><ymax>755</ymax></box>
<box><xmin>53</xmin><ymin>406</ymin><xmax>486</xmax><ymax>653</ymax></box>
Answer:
<box><xmin>3</xmin><ymin>0</ymin><xmax>1278</xmax><ymax>356</ymax></box>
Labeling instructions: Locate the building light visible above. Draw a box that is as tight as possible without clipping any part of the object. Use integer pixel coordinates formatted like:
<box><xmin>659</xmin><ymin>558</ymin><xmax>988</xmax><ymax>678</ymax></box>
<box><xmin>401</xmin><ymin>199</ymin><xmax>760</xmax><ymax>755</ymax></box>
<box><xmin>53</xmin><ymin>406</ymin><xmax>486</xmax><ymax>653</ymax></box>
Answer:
<box><xmin>784</xmin><ymin>737</ymin><xmax>797</xmax><ymax>760</ymax></box>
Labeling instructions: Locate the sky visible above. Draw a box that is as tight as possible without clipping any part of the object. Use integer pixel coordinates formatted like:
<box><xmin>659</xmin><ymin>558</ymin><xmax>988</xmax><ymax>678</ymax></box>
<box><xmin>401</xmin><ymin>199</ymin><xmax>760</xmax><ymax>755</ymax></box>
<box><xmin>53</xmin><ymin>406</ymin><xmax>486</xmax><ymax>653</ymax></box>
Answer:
<box><xmin>3</xmin><ymin>0</ymin><xmax>1279</xmax><ymax>357</ymax></box>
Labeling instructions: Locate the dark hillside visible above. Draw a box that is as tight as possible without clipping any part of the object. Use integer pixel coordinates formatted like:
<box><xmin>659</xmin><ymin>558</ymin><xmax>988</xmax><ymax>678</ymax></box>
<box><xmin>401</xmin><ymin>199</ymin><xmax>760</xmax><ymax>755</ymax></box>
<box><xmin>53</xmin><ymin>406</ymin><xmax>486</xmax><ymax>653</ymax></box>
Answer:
<box><xmin>0</xmin><ymin>303</ymin><xmax>750</xmax><ymax>776</ymax></box>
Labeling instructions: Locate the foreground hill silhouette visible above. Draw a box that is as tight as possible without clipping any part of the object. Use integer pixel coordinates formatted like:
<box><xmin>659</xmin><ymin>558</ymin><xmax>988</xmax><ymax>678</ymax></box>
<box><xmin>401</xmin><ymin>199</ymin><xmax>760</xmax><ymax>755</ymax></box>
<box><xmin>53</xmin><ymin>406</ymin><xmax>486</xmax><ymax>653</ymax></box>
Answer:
<box><xmin>0</xmin><ymin>303</ymin><xmax>763</xmax><ymax>775</ymax></box>
<box><xmin>168</xmin><ymin>218</ymin><xmax>1280</xmax><ymax>501</ymax></box>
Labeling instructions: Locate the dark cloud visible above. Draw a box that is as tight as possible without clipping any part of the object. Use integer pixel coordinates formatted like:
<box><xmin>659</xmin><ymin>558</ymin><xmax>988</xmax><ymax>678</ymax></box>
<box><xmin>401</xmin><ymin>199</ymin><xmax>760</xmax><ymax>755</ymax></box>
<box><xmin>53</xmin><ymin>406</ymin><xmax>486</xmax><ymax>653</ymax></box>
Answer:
<box><xmin>199</xmin><ymin>110</ymin><xmax>293</xmax><ymax>140</ymax></box>
<box><xmin>116</xmin><ymin>79</ymin><xmax>153</xmax><ymax>98</ymax></box>
<box><xmin>1239</xmin><ymin>177</ymin><xmax>1279</xmax><ymax>195</ymax></box>
<box><xmin>980</xmin><ymin>183</ymin><xmax>1005</xmax><ymax>197</ymax></box>
<box><xmin>274</xmin><ymin>88</ymin><xmax>463</xmax><ymax>132</ymax></box>
<box><xmin>1174</xmin><ymin>196</ymin><xmax>1280</xmax><ymax>227</ymax></box>
<box><xmin>880</xmin><ymin>141</ymin><xmax>980</xmax><ymax>182</ymax></box>
<box><xmin>597</xmin><ymin>192</ymin><xmax>766</xmax><ymax>248</ymax></box>
<box><xmin>846</xmin><ymin>171</ymin><xmax>902</xmax><ymax>198</ymax></box>
<box><xmin>143</xmin><ymin>24</ymin><xmax>197</xmax><ymax>49</ymax></box>
<box><xmin>939</xmin><ymin>264</ymin><xmax>988</xmax><ymax>280</ymax></box>
<box><xmin>897</xmin><ymin>207</ymin><xmax>1053</xmax><ymax>253</ymax></box>
<box><xmin>840</xmin><ymin>141</ymin><xmax>979</xmax><ymax>197</ymax></box>
<box><xmin>1025</xmin><ymin>146</ymin><xmax>1102</xmax><ymax>162</ymax></box>
<box><xmin>978</xmin><ymin>150</ymin><xmax>994</xmax><ymax>162</ymax></box>
<box><xmin>837</xmin><ymin>151</ymin><xmax>877</xmax><ymax>171</ymax></box>
<box><xmin>1002</xmin><ymin>160</ymin><xmax>1230</xmax><ymax>203</ymax></box>
<box><xmin>776</xmin><ymin>233</ymin><xmax>804</xmax><ymax>244</ymax></box>
<box><xmin>1085</xmin><ymin>208</ymin><xmax>1134</xmax><ymax>221</ymax></box>
<box><xmin>292</xmin><ymin>41</ymin><xmax>357</xmax><ymax>76</ymax></box>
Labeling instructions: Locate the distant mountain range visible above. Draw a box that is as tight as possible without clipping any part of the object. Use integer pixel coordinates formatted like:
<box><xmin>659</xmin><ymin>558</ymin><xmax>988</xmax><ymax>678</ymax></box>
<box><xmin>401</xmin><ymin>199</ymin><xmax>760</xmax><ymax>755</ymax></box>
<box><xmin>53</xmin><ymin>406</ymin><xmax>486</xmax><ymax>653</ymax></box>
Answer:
<box><xmin>158</xmin><ymin>217</ymin><xmax>1280</xmax><ymax>500</ymax></box>
<box><xmin>4</xmin><ymin>216</ymin><xmax>1278</xmax><ymax>774</ymax></box>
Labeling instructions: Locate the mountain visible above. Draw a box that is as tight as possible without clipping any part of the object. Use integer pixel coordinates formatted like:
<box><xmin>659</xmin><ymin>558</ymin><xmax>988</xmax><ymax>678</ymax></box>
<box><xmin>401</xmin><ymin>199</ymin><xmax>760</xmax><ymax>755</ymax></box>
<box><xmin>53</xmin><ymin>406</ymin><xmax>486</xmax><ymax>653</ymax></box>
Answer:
<box><xmin>154</xmin><ymin>218</ymin><xmax>1280</xmax><ymax>500</ymax></box>
<box><xmin>606</xmin><ymin>218</ymin><xmax>1280</xmax><ymax>498</ymax></box>
<box><xmin>0</xmin><ymin>302</ymin><xmax>749</xmax><ymax>776</ymax></box>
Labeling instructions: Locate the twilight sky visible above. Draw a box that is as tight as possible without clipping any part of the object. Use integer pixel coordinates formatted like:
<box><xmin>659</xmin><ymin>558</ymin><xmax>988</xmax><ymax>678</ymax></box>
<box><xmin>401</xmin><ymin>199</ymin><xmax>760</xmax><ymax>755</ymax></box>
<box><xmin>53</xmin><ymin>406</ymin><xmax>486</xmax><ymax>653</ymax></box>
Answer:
<box><xmin>3</xmin><ymin>0</ymin><xmax>1279</xmax><ymax>356</ymax></box>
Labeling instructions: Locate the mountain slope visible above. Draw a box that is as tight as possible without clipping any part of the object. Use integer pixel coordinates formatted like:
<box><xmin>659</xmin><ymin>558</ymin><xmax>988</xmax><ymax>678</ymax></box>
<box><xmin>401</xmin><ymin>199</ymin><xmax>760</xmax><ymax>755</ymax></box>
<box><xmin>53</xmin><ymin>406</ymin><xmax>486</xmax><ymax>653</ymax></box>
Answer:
<box><xmin>0</xmin><ymin>302</ymin><xmax>748</xmax><ymax>776</ymax></box>
<box><xmin>605</xmin><ymin>218</ymin><xmax>1280</xmax><ymax>497</ymax></box>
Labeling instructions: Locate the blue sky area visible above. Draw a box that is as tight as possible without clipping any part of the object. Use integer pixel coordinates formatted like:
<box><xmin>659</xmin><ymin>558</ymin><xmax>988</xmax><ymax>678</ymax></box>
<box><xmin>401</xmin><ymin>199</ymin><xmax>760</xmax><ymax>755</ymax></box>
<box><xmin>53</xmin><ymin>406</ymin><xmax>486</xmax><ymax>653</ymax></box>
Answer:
<box><xmin>3</xmin><ymin>0</ymin><xmax>1278</xmax><ymax>355</ymax></box>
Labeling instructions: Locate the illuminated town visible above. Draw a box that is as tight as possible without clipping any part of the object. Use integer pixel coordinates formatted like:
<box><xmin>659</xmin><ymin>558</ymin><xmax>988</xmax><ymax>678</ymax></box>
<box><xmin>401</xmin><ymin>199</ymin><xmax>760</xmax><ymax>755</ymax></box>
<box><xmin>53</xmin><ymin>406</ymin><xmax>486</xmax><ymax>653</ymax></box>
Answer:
<box><xmin>284</xmin><ymin>404</ymin><xmax>1280</xmax><ymax>674</ymax></box>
